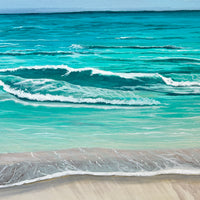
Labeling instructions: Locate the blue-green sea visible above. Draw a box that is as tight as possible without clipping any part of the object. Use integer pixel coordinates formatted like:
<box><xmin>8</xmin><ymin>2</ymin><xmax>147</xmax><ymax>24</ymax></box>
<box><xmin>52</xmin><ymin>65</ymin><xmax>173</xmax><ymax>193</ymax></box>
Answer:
<box><xmin>0</xmin><ymin>11</ymin><xmax>200</xmax><ymax>153</ymax></box>
<box><xmin>0</xmin><ymin>11</ymin><xmax>200</xmax><ymax>187</ymax></box>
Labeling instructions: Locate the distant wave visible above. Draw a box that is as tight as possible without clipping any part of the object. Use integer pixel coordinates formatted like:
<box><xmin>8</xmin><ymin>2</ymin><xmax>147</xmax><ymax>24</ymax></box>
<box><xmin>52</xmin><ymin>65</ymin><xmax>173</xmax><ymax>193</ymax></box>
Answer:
<box><xmin>115</xmin><ymin>36</ymin><xmax>154</xmax><ymax>40</ymax></box>
<box><xmin>150</xmin><ymin>57</ymin><xmax>200</xmax><ymax>63</ymax></box>
<box><xmin>142</xmin><ymin>26</ymin><xmax>185</xmax><ymax>31</ymax></box>
<box><xmin>86</xmin><ymin>45</ymin><xmax>182</xmax><ymax>50</ymax></box>
<box><xmin>115</xmin><ymin>36</ymin><xmax>185</xmax><ymax>40</ymax></box>
<box><xmin>0</xmin><ymin>45</ymin><xmax>184</xmax><ymax>57</ymax></box>
<box><xmin>0</xmin><ymin>148</ymin><xmax>199</xmax><ymax>188</ymax></box>
<box><xmin>160</xmin><ymin>36</ymin><xmax>185</xmax><ymax>39</ymax></box>
<box><xmin>12</xmin><ymin>25</ymin><xmax>46</xmax><ymax>30</ymax></box>
<box><xmin>0</xmin><ymin>51</ymin><xmax>74</xmax><ymax>56</ymax></box>
<box><xmin>105</xmin><ymin>57</ymin><xmax>200</xmax><ymax>64</ymax></box>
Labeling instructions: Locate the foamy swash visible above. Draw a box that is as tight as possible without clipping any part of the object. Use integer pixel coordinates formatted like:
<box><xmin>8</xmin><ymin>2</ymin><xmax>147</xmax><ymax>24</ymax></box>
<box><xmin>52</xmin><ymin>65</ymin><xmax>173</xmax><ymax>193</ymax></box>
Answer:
<box><xmin>0</xmin><ymin>65</ymin><xmax>199</xmax><ymax>107</ymax></box>
<box><xmin>0</xmin><ymin>148</ymin><xmax>200</xmax><ymax>188</ymax></box>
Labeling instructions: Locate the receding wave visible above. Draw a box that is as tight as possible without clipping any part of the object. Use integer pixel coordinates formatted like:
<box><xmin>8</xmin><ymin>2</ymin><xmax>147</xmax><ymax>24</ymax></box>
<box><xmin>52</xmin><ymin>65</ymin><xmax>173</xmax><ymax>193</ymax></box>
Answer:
<box><xmin>69</xmin><ymin>43</ymin><xmax>181</xmax><ymax>50</ymax></box>
<box><xmin>0</xmin><ymin>148</ymin><xmax>199</xmax><ymax>188</ymax></box>
<box><xmin>115</xmin><ymin>36</ymin><xmax>185</xmax><ymax>40</ymax></box>
<box><xmin>0</xmin><ymin>51</ymin><xmax>75</xmax><ymax>56</ymax></box>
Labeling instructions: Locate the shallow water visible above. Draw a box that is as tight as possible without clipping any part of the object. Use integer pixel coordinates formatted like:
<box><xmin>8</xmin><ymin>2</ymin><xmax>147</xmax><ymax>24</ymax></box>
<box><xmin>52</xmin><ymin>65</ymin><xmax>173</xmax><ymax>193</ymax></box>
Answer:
<box><xmin>0</xmin><ymin>11</ymin><xmax>200</xmax><ymax>153</ymax></box>
<box><xmin>0</xmin><ymin>148</ymin><xmax>200</xmax><ymax>187</ymax></box>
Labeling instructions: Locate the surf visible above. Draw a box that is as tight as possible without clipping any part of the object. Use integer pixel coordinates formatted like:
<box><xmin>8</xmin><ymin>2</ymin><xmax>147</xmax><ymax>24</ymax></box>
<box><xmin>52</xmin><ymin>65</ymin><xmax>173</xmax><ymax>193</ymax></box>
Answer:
<box><xmin>0</xmin><ymin>65</ymin><xmax>200</xmax><ymax>107</ymax></box>
<box><xmin>0</xmin><ymin>148</ymin><xmax>200</xmax><ymax>188</ymax></box>
<box><xmin>1</xmin><ymin>65</ymin><xmax>199</xmax><ymax>88</ymax></box>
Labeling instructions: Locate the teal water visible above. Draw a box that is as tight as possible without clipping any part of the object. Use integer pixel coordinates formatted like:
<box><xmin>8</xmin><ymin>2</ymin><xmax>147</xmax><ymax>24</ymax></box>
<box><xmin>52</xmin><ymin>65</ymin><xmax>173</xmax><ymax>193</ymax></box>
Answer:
<box><xmin>0</xmin><ymin>11</ymin><xmax>200</xmax><ymax>153</ymax></box>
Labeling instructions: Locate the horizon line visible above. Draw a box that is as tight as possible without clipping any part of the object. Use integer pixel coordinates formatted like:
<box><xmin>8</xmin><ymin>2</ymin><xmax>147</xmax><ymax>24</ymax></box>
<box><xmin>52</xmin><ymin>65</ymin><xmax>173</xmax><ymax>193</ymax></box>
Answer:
<box><xmin>0</xmin><ymin>9</ymin><xmax>200</xmax><ymax>15</ymax></box>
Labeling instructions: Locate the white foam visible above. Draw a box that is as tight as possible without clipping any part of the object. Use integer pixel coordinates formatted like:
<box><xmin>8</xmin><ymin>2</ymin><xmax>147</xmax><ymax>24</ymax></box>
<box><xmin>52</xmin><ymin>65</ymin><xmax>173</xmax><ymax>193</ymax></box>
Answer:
<box><xmin>0</xmin><ymin>65</ymin><xmax>160</xmax><ymax>86</ymax></box>
<box><xmin>1</xmin><ymin>65</ymin><xmax>199</xmax><ymax>88</ymax></box>
<box><xmin>3</xmin><ymin>97</ymin><xmax>140</xmax><ymax>110</ymax></box>
<box><xmin>70</xmin><ymin>44</ymin><xmax>84</xmax><ymax>49</ymax></box>
<box><xmin>0</xmin><ymin>65</ymin><xmax>69</xmax><ymax>72</ymax></box>
<box><xmin>154</xmin><ymin>57</ymin><xmax>200</xmax><ymax>61</ymax></box>
<box><xmin>0</xmin><ymin>80</ymin><xmax>160</xmax><ymax>106</ymax></box>
<box><xmin>0</xmin><ymin>168</ymin><xmax>200</xmax><ymax>189</ymax></box>
<box><xmin>63</xmin><ymin>66</ymin><xmax>157</xmax><ymax>79</ymax></box>
<box><xmin>116</xmin><ymin>36</ymin><xmax>133</xmax><ymax>39</ymax></box>
<box><xmin>0</xmin><ymin>65</ymin><xmax>157</xmax><ymax>79</ymax></box>
<box><xmin>115</xmin><ymin>36</ymin><xmax>154</xmax><ymax>40</ymax></box>
<box><xmin>159</xmin><ymin>74</ymin><xmax>200</xmax><ymax>87</ymax></box>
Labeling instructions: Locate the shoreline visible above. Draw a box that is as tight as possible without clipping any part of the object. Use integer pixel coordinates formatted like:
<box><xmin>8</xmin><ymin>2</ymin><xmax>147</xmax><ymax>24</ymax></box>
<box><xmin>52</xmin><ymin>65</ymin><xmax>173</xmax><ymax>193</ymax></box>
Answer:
<box><xmin>0</xmin><ymin>148</ymin><xmax>200</xmax><ymax>188</ymax></box>
<box><xmin>1</xmin><ymin>174</ymin><xmax>200</xmax><ymax>200</ymax></box>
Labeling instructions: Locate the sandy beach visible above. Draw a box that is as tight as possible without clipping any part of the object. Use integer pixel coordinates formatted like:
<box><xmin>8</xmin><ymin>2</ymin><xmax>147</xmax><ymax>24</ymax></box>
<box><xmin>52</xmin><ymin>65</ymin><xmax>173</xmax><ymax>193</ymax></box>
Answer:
<box><xmin>0</xmin><ymin>175</ymin><xmax>200</xmax><ymax>200</ymax></box>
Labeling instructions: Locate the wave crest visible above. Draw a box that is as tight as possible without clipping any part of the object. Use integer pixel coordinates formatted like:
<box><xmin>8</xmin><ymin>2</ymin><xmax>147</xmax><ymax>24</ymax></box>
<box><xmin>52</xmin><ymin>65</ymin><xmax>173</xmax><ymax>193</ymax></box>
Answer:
<box><xmin>0</xmin><ymin>79</ymin><xmax>160</xmax><ymax>106</ymax></box>
<box><xmin>1</xmin><ymin>65</ymin><xmax>199</xmax><ymax>88</ymax></box>
<box><xmin>0</xmin><ymin>65</ymin><xmax>200</xmax><ymax>106</ymax></box>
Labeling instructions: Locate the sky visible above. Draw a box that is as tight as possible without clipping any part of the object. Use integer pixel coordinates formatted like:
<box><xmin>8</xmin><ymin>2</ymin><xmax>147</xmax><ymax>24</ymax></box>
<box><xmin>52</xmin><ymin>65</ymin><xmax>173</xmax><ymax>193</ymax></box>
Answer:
<box><xmin>0</xmin><ymin>0</ymin><xmax>200</xmax><ymax>12</ymax></box>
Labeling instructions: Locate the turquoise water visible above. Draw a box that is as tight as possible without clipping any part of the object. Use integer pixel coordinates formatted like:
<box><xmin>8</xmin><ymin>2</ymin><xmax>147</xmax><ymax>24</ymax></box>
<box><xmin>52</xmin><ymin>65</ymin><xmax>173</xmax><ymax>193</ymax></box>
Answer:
<box><xmin>0</xmin><ymin>11</ymin><xmax>200</xmax><ymax>153</ymax></box>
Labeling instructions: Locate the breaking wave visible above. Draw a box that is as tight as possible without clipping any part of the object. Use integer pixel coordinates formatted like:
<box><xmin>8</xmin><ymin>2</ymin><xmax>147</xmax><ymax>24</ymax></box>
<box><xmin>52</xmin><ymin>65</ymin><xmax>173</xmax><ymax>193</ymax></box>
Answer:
<box><xmin>0</xmin><ymin>65</ymin><xmax>199</xmax><ymax>106</ymax></box>
<box><xmin>0</xmin><ymin>80</ymin><xmax>158</xmax><ymax>106</ymax></box>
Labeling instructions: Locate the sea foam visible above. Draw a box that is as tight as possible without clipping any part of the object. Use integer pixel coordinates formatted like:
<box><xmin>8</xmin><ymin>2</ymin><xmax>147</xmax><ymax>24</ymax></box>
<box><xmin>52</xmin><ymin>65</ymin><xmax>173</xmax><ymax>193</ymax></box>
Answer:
<box><xmin>0</xmin><ymin>148</ymin><xmax>200</xmax><ymax>188</ymax></box>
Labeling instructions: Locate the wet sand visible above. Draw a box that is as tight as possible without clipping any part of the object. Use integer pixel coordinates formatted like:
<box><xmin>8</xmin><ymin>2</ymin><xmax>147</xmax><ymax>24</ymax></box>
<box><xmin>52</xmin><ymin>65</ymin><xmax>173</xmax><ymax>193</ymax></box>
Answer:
<box><xmin>0</xmin><ymin>175</ymin><xmax>200</xmax><ymax>200</ymax></box>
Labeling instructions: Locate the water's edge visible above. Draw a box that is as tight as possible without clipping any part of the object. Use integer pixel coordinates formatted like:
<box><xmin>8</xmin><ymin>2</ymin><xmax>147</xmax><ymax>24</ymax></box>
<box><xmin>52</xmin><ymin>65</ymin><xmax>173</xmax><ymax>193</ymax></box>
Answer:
<box><xmin>0</xmin><ymin>148</ymin><xmax>200</xmax><ymax>188</ymax></box>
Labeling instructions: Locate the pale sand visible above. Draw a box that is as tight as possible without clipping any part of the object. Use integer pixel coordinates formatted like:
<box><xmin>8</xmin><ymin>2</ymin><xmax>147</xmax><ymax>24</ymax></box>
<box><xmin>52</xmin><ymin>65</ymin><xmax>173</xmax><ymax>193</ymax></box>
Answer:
<box><xmin>0</xmin><ymin>175</ymin><xmax>200</xmax><ymax>200</ymax></box>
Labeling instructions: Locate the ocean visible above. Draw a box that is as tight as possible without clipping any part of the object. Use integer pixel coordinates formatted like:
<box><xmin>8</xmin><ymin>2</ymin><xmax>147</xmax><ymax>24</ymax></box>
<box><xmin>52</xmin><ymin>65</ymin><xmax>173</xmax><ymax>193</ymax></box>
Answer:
<box><xmin>0</xmin><ymin>11</ymin><xmax>200</xmax><ymax>187</ymax></box>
